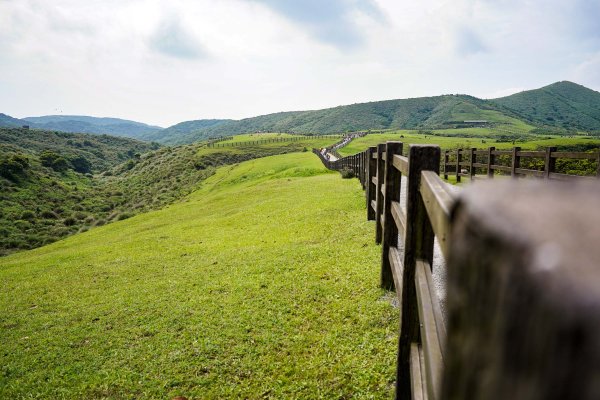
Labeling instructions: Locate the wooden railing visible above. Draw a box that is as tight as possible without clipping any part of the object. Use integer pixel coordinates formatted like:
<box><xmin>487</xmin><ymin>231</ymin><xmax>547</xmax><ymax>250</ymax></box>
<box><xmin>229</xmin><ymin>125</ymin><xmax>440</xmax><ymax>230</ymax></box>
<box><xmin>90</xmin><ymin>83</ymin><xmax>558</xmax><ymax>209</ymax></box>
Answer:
<box><xmin>207</xmin><ymin>134</ymin><xmax>341</xmax><ymax>148</ymax></box>
<box><xmin>313</xmin><ymin>142</ymin><xmax>600</xmax><ymax>400</ymax></box>
<box><xmin>443</xmin><ymin>146</ymin><xmax>600</xmax><ymax>182</ymax></box>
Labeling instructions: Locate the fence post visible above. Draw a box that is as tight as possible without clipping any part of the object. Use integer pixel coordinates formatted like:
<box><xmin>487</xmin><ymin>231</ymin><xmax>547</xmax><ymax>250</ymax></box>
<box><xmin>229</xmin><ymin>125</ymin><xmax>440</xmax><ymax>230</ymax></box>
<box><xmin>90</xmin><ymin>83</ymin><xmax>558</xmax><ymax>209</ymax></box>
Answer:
<box><xmin>443</xmin><ymin>151</ymin><xmax>449</xmax><ymax>180</ymax></box>
<box><xmin>470</xmin><ymin>147</ymin><xmax>476</xmax><ymax>180</ymax></box>
<box><xmin>375</xmin><ymin>144</ymin><xmax>386</xmax><ymax>244</ymax></box>
<box><xmin>487</xmin><ymin>146</ymin><xmax>495</xmax><ymax>178</ymax></box>
<box><xmin>597</xmin><ymin>149</ymin><xmax>600</xmax><ymax>177</ymax></box>
<box><xmin>544</xmin><ymin>146</ymin><xmax>557</xmax><ymax>179</ymax></box>
<box><xmin>366</xmin><ymin>146</ymin><xmax>377</xmax><ymax>221</ymax></box>
<box><xmin>396</xmin><ymin>144</ymin><xmax>440</xmax><ymax>400</ymax></box>
<box><xmin>455</xmin><ymin>149</ymin><xmax>462</xmax><ymax>183</ymax></box>
<box><xmin>381</xmin><ymin>142</ymin><xmax>403</xmax><ymax>290</ymax></box>
<box><xmin>511</xmin><ymin>146</ymin><xmax>521</xmax><ymax>177</ymax></box>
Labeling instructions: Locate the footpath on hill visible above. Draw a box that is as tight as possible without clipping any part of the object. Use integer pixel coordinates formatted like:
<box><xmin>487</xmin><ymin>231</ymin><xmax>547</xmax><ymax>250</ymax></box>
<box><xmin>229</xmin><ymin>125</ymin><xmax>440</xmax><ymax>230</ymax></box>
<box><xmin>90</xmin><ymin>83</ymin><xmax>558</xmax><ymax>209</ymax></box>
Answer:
<box><xmin>0</xmin><ymin>152</ymin><xmax>398</xmax><ymax>399</ymax></box>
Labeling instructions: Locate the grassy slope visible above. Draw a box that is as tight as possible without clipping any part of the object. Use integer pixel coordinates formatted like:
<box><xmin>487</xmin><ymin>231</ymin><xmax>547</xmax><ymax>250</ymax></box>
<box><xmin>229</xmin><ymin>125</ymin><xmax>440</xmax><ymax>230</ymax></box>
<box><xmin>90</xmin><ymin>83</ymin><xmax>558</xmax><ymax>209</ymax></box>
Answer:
<box><xmin>0</xmin><ymin>152</ymin><xmax>397</xmax><ymax>399</ymax></box>
<box><xmin>492</xmin><ymin>81</ymin><xmax>600</xmax><ymax>131</ymax></box>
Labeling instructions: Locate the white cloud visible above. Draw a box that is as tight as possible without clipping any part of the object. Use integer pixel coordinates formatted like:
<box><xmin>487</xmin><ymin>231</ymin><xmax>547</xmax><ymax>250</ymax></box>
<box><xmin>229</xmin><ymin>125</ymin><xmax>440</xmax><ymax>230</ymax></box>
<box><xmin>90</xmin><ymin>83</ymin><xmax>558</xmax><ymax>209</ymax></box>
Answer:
<box><xmin>0</xmin><ymin>0</ymin><xmax>598</xmax><ymax>127</ymax></box>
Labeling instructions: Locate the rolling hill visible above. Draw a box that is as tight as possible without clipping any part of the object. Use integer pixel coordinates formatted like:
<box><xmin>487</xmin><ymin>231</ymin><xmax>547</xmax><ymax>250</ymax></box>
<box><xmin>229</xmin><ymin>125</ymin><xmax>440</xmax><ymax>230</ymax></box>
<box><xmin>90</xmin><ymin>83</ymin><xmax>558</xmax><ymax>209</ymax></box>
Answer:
<box><xmin>154</xmin><ymin>81</ymin><xmax>600</xmax><ymax>144</ymax></box>
<box><xmin>142</xmin><ymin>118</ymin><xmax>231</xmax><ymax>144</ymax></box>
<box><xmin>492</xmin><ymin>81</ymin><xmax>600</xmax><ymax>131</ymax></box>
<box><xmin>0</xmin><ymin>151</ymin><xmax>398</xmax><ymax>399</ymax></box>
<box><xmin>22</xmin><ymin>115</ymin><xmax>163</xmax><ymax>139</ymax></box>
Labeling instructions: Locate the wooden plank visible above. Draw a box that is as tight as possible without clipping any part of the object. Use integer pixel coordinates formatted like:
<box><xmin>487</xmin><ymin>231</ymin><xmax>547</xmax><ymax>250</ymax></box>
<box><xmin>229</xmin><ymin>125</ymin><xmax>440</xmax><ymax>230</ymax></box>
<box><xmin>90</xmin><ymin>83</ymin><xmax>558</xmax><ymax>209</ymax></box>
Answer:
<box><xmin>517</xmin><ymin>151</ymin><xmax>545</xmax><ymax>157</ymax></box>
<box><xmin>491</xmin><ymin>150</ymin><xmax>512</xmax><ymax>156</ymax></box>
<box><xmin>391</xmin><ymin>200</ymin><xmax>406</xmax><ymax>234</ymax></box>
<box><xmin>514</xmin><ymin>168</ymin><xmax>544</xmax><ymax>177</ymax></box>
<box><xmin>410</xmin><ymin>343</ymin><xmax>427</xmax><ymax>400</ymax></box>
<box><xmin>419</xmin><ymin>171</ymin><xmax>455</xmax><ymax>259</ymax></box>
<box><xmin>472</xmin><ymin>162</ymin><xmax>487</xmax><ymax>168</ymax></box>
<box><xmin>550</xmin><ymin>151</ymin><xmax>598</xmax><ymax>159</ymax></box>
<box><xmin>372</xmin><ymin>152</ymin><xmax>378</xmax><ymax>159</ymax></box>
<box><xmin>393</xmin><ymin>154</ymin><xmax>409</xmax><ymax>175</ymax></box>
<box><xmin>473</xmin><ymin>150</ymin><xmax>488</xmax><ymax>155</ymax></box>
<box><xmin>382</xmin><ymin>152</ymin><xmax>387</xmax><ymax>161</ymax></box>
<box><xmin>549</xmin><ymin>172</ymin><xmax>596</xmax><ymax>181</ymax></box>
<box><xmin>367</xmin><ymin>147</ymin><xmax>377</xmax><ymax>220</ymax></box>
<box><xmin>375</xmin><ymin>144</ymin><xmax>386</xmax><ymax>244</ymax></box>
<box><xmin>388</xmin><ymin>246</ymin><xmax>403</xmax><ymax>302</ymax></box>
<box><xmin>491</xmin><ymin>165</ymin><xmax>512</xmax><ymax>172</ymax></box>
<box><xmin>415</xmin><ymin>260</ymin><xmax>444</xmax><ymax>400</ymax></box>
<box><xmin>396</xmin><ymin>145</ymin><xmax>440</xmax><ymax>400</ymax></box>
<box><xmin>421</xmin><ymin>259</ymin><xmax>447</xmax><ymax>353</ymax></box>
<box><xmin>511</xmin><ymin>147</ymin><xmax>521</xmax><ymax>177</ymax></box>
<box><xmin>381</xmin><ymin>142</ymin><xmax>403</xmax><ymax>290</ymax></box>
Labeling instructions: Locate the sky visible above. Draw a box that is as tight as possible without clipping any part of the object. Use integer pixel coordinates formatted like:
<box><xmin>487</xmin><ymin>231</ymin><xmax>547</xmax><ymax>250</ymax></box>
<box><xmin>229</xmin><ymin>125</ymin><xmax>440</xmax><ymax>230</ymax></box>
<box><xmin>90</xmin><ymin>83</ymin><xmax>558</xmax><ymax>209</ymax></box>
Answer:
<box><xmin>1</xmin><ymin>0</ymin><xmax>599</xmax><ymax>127</ymax></box>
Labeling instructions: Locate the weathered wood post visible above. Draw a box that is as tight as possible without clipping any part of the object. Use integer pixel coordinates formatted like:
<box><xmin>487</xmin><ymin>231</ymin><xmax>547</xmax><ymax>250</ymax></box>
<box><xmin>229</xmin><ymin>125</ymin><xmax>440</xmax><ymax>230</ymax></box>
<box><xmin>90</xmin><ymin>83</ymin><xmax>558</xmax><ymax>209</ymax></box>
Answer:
<box><xmin>470</xmin><ymin>147</ymin><xmax>476</xmax><ymax>180</ymax></box>
<box><xmin>375</xmin><ymin>144</ymin><xmax>386</xmax><ymax>244</ymax></box>
<box><xmin>381</xmin><ymin>142</ymin><xmax>403</xmax><ymax>290</ymax></box>
<box><xmin>544</xmin><ymin>146</ymin><xmax>557</xmax><ymax>178</ymax></box>
<box><xmin>487</xmin><ymin>146</ymin><xmax>495</xmax><ymax>178</ymax></box>
<box><xmin>443</xmin><ymin>180</ymin><xmax>600</xmax><ymax>400</ymax></box>
<box><xmin>366</xmin><ymin>146</ymin><xmax>377</xmax><ymax>221</ymax></box>
<box><xmin>444</xmin><ymin>150</ymin><xmax>449</xmax><ymax>180</ymax></box>
<box><xmin>455</xmin><ymin>149</ymin><xmax>462</xmax><ymax>183</ymax></box>
<box><xmin>396</xmin><ymin>144</ymin><xmax>440</xmax><ymax>400</ymax></box>
<box><xmin>511</xmin><ymin>146</ymin><xmax>521</xmax><ymax>177</ymax></box>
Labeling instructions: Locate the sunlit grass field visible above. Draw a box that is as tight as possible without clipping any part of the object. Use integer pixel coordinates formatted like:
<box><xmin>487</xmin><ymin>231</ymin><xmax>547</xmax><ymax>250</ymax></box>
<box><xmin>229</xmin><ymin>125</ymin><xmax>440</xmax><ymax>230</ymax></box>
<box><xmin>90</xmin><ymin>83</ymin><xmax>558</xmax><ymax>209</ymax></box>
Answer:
<box><xmin>0</xmin><ymin>152</ymin><xmax>397</xmax><ymax>399</ymax></box>
<box><xmin>338</xmin><ymin>129</ymin><xmax>600</xmax><ymax>156</ymax></box>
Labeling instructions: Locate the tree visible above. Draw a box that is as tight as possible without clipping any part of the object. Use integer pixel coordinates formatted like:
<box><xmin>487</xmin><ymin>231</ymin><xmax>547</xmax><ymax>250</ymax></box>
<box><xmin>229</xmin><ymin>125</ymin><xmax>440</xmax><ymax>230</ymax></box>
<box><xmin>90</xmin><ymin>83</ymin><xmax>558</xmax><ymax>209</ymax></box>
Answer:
<box><xmin>70</xmin><ymin>156</ymin><xmax>92</xmax><ymax>174</ymax></box>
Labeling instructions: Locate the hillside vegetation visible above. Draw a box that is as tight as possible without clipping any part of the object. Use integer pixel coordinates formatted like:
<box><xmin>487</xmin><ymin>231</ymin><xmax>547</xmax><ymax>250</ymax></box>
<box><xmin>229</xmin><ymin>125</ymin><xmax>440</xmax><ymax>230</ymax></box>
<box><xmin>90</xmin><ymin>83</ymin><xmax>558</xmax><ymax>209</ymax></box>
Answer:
<box><xmin>0</xmin><ymin>152</ymin><xmax>397</xmax><ymax>399</ymax></box>
<box><xmin>493</xmin><ymin>81</ymin><xmax>600</xmax><ymax>131</ymax></box>
<box><xmin>0</xmin><ymin>130</ymin><xmax>338</xmax><ymax>255</ymax></box>
<box><xmin>21</xmin><ymin>115</ymin><xmax>163</xmax><ymax>139</ymax></box>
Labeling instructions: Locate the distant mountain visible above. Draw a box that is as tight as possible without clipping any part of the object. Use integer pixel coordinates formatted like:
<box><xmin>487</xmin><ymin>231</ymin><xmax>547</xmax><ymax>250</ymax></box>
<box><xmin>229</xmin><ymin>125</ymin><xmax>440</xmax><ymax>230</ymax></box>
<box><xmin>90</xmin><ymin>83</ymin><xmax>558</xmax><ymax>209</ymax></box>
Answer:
<box><xmin>142</xmin><ymin>119</ymin><xmax>231</xmax><ymax>144</ymax></box>
<box><xmin>164</xmin><ymin>94</ymin><xmax>531</xmax><ymax>144</ymax></box>
<box><xmin>492</xmin><ymin>81</ymin><xmax>600</xmax><ymax>131</ymax></box>
<box><xmin>22</xmin><ymin>115</ymin><xmax>163</xmax><ymax>139</ymax></box>
<box><xmin>0</xmin><ymin>113</ymin><xmax>28</xmax><ymax>128</ymax></box>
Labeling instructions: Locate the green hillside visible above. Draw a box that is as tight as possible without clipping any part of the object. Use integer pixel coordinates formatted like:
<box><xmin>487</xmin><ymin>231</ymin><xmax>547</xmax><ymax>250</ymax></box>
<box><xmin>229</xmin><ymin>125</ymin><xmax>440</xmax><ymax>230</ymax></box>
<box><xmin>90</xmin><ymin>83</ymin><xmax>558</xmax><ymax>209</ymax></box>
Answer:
<box><xmin>144</xmin><ymin>119</ymin><xmax>231</xmax><ymax>144</ymax></box>
<box><xmin>0</xmin><ymin>130</ymin><xmax>337</xmax><ymax>255</ymax></box>
<box><xmin>0</xmin><ymin>113</ymin><xmax>27</xmax><ymax>128</ymax></box>
<box><xmin>163</xmin><ymin>95</ymin><xmax>537</xmax><ymax>144</ymax></box>
<box><xmin>493</xmin><ymin>81</ymin><xmax>600</xmax><ymax>131</ymax></box>
<box><xmin>0</xmin><ymin>152</ymin><xmax>397</xmax><ymax>399</ymax></box>
<box><xmin>22</xmin><ymin>115</ymin><xmax>163</xmax><ymax>139</ymax></box>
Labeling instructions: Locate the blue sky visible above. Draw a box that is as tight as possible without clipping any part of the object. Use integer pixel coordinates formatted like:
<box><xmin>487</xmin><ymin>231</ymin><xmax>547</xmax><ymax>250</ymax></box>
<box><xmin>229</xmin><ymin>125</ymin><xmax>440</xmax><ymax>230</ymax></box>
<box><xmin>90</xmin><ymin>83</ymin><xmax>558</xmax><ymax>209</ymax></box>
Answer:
<box><xmin>0</xmin><ymin>0</ymin><xmax>599</xmax><ymax>127</ymax></box>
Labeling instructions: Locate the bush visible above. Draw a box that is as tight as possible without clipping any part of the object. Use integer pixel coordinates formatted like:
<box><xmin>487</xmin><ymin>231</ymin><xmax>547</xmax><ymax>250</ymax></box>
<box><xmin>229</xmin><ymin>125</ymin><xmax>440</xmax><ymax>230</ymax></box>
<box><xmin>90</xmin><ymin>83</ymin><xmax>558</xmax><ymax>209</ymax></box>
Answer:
<box><xmin>63</xmin><ymin>217</ymin><xmax>77</xmax><ymax>226</ymax></box>
<box><xmin>40</xmin><ymin>210</ymin><xmax>58</xmax><ymax>219</ymax></box>
<box><xmin>20</xmin><ymin>210</ymin><xmax>36</xmax><ymax>220</ymax></box>
<box><xmin>340</xmin><ymin>168</ymin><xmax>355</xmax><ymax>179</ymax></box>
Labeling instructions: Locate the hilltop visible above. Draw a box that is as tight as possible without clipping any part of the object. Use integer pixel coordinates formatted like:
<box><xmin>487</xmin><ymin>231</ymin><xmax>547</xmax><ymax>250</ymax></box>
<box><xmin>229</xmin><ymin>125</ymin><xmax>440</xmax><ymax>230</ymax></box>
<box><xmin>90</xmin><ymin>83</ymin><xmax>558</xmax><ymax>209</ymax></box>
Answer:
<box><xmin>492</xmin><ymin>81</ymin><xmax>600</xmax><ymax>131</ymax></box>
<box><xmin>2</xmin><ymin>81</ymin><xmax>599</xmax><ymax>144</ymax></box>
<box><xmin>155</xmin><ymin>81</ymin><xmax>600</xmax><ymax>144</ymax></box>
<box><xmin>21</xmin><ymin>115</ymin><xmax>163</xmax><ymax>139</ymax></box>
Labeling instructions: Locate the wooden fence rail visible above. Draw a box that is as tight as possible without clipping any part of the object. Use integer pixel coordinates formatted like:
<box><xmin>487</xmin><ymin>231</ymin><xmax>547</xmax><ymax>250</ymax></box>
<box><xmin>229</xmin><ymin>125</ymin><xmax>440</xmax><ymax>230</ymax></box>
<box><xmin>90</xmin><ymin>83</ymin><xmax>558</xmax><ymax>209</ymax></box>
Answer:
<box><xmin>313</xmin><ymin>143</ymin><xmax>600</xmax><ymax>400</ymax></box>
<box><xmin>207</xmin><ymin>134</ymin><xmax>342</xmax><ymax>148</ymax></box>
<box><xmin>443</xmin><ymin>146</ymin><xmax>600</xmax><ymax>182</ymax></box>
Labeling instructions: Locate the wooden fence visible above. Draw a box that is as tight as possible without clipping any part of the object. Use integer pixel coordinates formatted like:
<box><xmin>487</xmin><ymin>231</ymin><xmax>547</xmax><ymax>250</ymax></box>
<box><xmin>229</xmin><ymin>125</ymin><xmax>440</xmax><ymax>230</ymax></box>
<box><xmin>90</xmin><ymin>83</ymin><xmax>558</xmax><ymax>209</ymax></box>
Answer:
<box><xmin>313</xmin><ymin>143</ymin><xmax>600</xmax><ymax>400</ymax></box>
<box><xmin>443</xmin><ymin>146</ymin><xmax>600</xmax><ymax>182</ymax></box>
<box><xmin>207</xmin><ymin>134</ymin><xmax>341</xmax><ymax>148</ymax></box>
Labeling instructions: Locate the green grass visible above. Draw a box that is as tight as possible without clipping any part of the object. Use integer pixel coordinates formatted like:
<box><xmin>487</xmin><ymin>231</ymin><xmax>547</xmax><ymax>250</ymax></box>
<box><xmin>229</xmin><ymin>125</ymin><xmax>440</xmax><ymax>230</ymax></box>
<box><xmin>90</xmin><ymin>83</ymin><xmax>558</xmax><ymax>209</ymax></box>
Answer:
<box><xmin>0</xmin><ymin>152</ymin><xmax>397</xmax><ymax>399</ymax></box>
<box><xmin>338</xmin><ymin>130</ymin><xmax>600</xmax><ymax>156</ymax></box>
<box><xmin>216</xmin><ymin>133</ymin><xmax>306</xmax><ymax>144</ymax></box>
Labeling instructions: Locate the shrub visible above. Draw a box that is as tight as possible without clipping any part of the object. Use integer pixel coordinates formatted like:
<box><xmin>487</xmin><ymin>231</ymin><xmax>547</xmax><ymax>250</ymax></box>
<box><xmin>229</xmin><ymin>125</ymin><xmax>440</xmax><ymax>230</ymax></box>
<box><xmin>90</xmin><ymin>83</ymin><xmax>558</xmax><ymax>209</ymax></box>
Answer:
<box><xmin>340</xmin><ymin>168</ymin><xmax>355</xmax><ymax>179</ymax></box>
<box><xmin>20</xmin><ymin>210</ymin><xmax>36</xmax><ymax>220</ymax></box>
<box><xmin>40</xmin><ymin>210</ymin><xmax>58</xmax><ymax>219</ymax></box>
<box><xmin>63</xmin><ymin>217</ymin><xmax>76</xmax><ymax>226</ymax></box>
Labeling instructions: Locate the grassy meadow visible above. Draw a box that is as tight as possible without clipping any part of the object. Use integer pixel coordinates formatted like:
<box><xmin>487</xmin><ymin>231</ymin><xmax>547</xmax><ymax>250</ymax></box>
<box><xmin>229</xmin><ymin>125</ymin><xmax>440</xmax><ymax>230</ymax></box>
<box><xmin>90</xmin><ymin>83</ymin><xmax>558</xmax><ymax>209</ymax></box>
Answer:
<box><xmin>337</xmin><ymin>129</ymin><xmax>600</xmax><ymax>156</ymax></box>
<box><xmin>0</xmin><ymin>152</ymin><xmax>398</xmax><ymax>399</ymax></box>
